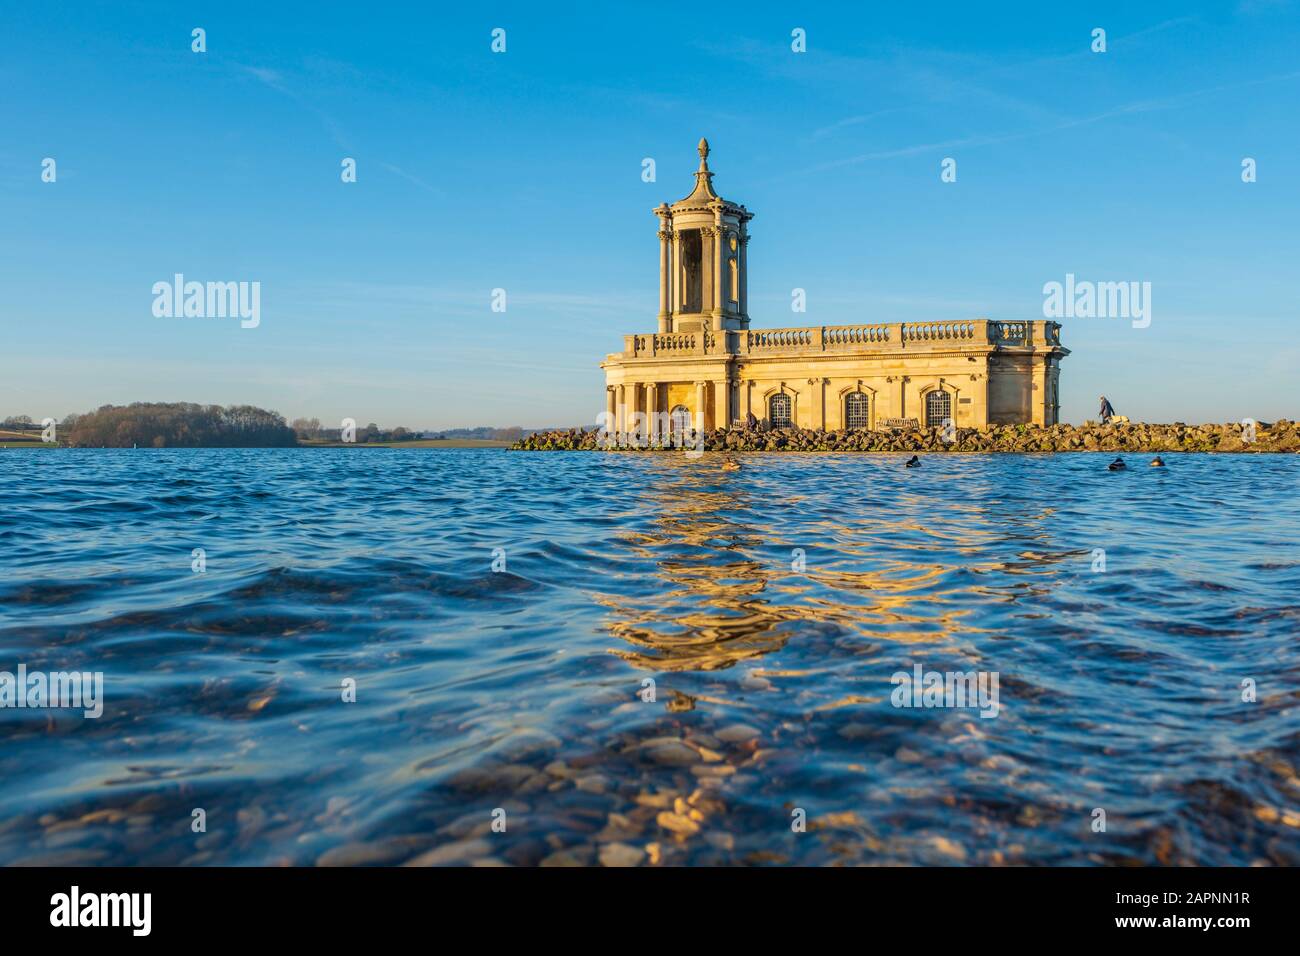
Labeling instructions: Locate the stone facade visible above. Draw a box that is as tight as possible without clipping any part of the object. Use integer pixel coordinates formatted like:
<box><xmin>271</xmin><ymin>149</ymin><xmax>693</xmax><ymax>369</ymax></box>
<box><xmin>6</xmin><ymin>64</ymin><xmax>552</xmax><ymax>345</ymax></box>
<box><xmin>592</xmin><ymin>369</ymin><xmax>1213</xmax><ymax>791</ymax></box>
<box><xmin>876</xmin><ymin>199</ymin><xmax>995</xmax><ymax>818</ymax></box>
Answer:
<box><xmin>601</xmin><ymin>139</ymin><xmax>1069</xmax><ymax>435</ymax></box>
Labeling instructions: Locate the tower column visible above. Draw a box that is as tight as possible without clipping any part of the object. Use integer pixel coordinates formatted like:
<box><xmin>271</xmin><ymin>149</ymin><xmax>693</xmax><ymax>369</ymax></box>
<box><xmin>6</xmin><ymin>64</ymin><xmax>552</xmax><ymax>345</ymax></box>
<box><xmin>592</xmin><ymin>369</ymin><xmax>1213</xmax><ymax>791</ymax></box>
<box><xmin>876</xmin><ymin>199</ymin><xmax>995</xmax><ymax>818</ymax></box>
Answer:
<box><xmin>657</xmin><ymin>221</ymin><xmax>671</xmax><ymax>334</ymax></box>
<box><xmin>711</xmin><ymin>217</ymin><xmax>724</xmax><ymax>328</ymax></box>
<box><xmin>739</xmin><ymin>231</ymin><xmax>749</xmax><ymax>326</ymax></box>
<box><xmin>671</xmin><ymin>233</ymin><xmax>682</xmax><ymax>318</ymax></box>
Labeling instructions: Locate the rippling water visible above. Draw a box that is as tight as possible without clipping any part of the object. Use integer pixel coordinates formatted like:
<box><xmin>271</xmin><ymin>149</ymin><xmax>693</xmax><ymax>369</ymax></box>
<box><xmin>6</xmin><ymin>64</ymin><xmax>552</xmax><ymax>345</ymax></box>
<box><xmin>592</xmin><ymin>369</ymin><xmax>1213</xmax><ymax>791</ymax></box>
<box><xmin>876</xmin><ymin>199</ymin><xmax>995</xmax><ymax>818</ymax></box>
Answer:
<box><xmin>2</xmin><ymin>448</ymin><xmax>1298</xmax><ymax>866</ymax></box>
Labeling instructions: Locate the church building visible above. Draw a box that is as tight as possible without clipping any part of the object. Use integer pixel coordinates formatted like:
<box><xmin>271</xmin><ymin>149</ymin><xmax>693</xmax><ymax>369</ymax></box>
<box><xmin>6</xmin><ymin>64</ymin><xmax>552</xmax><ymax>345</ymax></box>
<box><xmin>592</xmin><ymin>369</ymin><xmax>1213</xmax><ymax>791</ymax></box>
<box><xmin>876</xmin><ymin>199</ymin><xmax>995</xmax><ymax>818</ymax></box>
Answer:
<box><xmin>601</xmin><ymin>139</ymin><xmax>1068</xmax><ymax>436</ymax></box>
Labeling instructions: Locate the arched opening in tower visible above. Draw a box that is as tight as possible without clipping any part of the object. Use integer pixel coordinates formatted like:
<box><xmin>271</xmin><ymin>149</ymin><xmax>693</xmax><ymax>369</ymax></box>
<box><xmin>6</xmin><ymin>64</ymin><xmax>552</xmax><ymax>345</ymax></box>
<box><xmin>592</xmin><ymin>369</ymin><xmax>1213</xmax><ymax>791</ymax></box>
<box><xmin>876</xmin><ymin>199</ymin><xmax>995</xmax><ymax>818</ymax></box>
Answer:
<box><xmin>679</xmin><ymin>230</ymin><xmax>703</xmax><ymax>313</ymax></box>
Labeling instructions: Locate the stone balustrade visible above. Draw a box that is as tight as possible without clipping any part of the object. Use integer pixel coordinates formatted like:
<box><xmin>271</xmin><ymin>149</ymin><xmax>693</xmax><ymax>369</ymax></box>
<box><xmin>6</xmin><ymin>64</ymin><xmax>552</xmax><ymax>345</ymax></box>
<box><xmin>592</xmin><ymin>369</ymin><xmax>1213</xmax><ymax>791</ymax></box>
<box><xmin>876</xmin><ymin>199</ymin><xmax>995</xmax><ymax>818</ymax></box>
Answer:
<box><xmin>622</xmin><ymin>319</ymin><xmax>1059</xmax><ymax>358</ymax></box>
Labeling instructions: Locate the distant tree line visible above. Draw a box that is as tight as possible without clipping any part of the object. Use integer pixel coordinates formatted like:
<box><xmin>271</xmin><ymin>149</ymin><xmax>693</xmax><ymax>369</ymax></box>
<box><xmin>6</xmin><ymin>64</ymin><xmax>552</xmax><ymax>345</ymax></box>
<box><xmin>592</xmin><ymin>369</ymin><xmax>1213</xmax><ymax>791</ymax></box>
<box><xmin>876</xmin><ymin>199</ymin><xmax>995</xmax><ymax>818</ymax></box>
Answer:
<box><xmin>2</xmin><ymin>415</ymin><xmax>38</xmax><ymax>431</ymax></box>
<box><xmin>6</xmin><ymin>408</ymin><xmax>569</xmax><ymax>447</ymax></box>
<box><xmin>290</xmin><ymin>419</ymin><xmax>420</xmax><ymax>443</ymax></box>
<box><xmin>65</xmin><ymin>403</ymin><xmax>297</xmax><ymax>447</ymax></box>
<box><xmin>425</xmin><ymin>426</ymin><xmax>546</xmax><ymax>441</ymax></box>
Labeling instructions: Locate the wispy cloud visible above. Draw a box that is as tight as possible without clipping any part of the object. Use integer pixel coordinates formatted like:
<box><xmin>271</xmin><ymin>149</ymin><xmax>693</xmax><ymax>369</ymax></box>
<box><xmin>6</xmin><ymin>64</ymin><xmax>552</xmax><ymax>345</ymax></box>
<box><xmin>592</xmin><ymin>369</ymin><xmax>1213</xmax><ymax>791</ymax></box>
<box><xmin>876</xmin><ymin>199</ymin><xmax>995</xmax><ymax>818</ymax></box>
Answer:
<box><xmin>235</xmin><ymin>62</ymin><xmax>354</xmax><ymax>151</ymax></box>
<box><xmin>380</xmin><ymin>163</ymin><xmax>443</xmax><ymax>197</ymax></box>
<box><xmin>794</xmin><ymin>69</ymin><xmax>1300</xmax><ymax>175</ymax></box>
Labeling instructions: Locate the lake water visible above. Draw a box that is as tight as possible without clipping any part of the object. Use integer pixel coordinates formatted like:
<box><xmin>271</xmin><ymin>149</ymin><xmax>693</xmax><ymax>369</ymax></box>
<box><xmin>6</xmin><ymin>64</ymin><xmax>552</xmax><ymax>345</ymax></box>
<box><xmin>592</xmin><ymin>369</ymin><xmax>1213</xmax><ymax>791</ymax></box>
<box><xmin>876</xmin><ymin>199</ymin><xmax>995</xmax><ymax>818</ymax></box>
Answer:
<box><xmin>1</xmin><ymin>448</ymin><xmax>1298</xmax><ymax>866</ymax></box>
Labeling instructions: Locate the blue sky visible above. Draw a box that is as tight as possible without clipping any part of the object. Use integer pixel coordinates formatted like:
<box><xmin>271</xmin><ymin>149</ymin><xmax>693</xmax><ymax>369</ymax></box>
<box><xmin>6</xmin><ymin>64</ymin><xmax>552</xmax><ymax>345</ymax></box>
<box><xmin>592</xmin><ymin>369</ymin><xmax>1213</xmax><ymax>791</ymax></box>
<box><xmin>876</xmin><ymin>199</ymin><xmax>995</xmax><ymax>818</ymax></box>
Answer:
<box><xmin>2</xmin><ymin>1</ymin><xmax>1298</xmax><ymax>428</ymax></box>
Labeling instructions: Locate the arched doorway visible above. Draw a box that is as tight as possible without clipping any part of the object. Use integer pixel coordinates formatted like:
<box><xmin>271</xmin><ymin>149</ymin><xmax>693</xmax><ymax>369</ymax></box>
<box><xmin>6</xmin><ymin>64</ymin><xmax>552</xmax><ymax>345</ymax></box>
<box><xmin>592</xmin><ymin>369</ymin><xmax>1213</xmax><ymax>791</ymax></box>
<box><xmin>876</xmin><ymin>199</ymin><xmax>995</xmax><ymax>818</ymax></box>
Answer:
<box><xmin>669</xmin><ymin>404</ymin><xmax>692</xmax><ymax>435</ymax></box>
<box><xmin>925</xmin><ymin>390</ymin><xmax>952</xmax><ymax>428</ymax></box>
<box><xmin>845</xmin><ymin>391</ymin><xmax>870</xmax><ymax>429</ymax></box>
<box><xmin>769</xmin><ymin>393</ymin><xmax>793</xmax><ymax>429</ymax></box>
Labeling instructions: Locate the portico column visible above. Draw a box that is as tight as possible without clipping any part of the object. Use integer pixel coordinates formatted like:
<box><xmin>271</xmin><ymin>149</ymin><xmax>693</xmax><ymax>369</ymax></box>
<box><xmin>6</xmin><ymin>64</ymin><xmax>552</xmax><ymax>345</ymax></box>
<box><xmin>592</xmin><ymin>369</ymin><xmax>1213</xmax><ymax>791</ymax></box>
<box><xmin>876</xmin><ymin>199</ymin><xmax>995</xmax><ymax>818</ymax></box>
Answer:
<box><xmin>617</xmin><ymin>384</ymin><xmax>627</xmax><ymax>435</ymax></box>
<box><xmin>695</xmin><ymin>381</ymin><xmax>708</xmax><ymax>431</ymax></box>
<box><xmin>627</xmin><ymin>383</ymin><xmax>639</xmax><ymax>442</ymax></box>
<box><xmin>606</xmin><ymin>386</ymin><xmax>616</xmax><ymax>432</ymax></box>
<box><xmin>1031</xmin><ymin>358</ymin><xmax>1048</xmax><ymax>426</ymax></box>
<box><xmin>646</xmin><ymin>383</ymin><xmax>659</xmax><ymax>443</ymax></box>
<box><xmin>713</xmin><ymin>380</ymin><xmax>729</xmax><ymax>428</ymax></box>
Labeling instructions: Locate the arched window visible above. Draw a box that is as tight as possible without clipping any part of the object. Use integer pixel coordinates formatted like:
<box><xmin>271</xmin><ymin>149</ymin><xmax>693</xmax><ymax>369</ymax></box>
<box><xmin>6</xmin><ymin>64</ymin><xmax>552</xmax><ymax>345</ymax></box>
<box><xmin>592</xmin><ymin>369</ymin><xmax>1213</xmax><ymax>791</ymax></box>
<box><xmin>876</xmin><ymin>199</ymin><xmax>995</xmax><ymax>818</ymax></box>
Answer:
<box><xmin>925</xmin><ymin>389</ymin><xmax>952</xmax><ymax>428</ymax></box>
<box><xmin>729</xmin><ymin>256</ymin><xmax>738</xmax><ymax>303</ymax></box>
<box><xmin>769</xmin><ymin>393</ymin><xmax>793</xmax><ymax>429</ymax></box>
<box><xmin>845</xmin><ymin>391</ymin><xmax>870</xmax><ymax>429</ymax></box>
<box><xmin>669</xmin><ymin>404</ymin><xmax>692</xmax><ymax>435</ymax></box>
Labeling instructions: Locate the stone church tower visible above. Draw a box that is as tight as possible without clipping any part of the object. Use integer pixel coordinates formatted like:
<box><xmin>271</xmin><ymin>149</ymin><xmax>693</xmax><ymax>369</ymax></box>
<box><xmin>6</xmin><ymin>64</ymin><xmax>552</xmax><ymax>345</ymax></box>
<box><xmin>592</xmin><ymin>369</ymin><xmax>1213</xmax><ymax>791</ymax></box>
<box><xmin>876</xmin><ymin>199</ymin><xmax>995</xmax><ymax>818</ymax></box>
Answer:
<box><xmin>602</xmin><ymin>140</ymin><xmax>1068</xmax><ymax>437</ymax></box>
<box><xmin>654</xmin><ymin>138</ymin><xmax>752</xmax><ymax>335</ymax></box>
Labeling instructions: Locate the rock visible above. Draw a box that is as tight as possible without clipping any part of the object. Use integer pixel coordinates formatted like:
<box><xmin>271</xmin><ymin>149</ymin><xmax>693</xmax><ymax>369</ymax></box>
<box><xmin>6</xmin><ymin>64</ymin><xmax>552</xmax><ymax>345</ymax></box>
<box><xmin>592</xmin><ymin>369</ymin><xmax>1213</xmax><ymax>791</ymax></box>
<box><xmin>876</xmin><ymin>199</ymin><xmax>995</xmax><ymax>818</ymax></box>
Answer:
<box><xmin>925</xmin><ymin>836</ymin><xmax>967</xmax><ymax>861</ymax></box>
<box><xmin>494</xmin><ymin>730</ymin><xmax>562</xmax><ymax>761</ymax></box>
<box><xmin>598</xmin><ymin>842</ymin><xmax>645</xmax><ymax>867</ymax></box>
<box><xmin>641</xmin><ymin>740</ymin><xmax>700</xmax><ymax>766</ymax></box>
<box><xmin>404</xmin><ymin>838</ymin><xmax>492</xmax><ymax>867</ymax></box>
<box><xmin>574</xmin><ymin>773</ymin><xmax>611</xmax><ymax>794</ymax></box>
<box><xmin>715</xmin><ymin>724</ymin><xmax>762</xmax><ymax>744</ymax></box>
<box><xmin>635</xmin><ymin>790</ymin><xmax>677</xmax><ymax>809</ymax></box>
<box><xmin>539</xmin><ymin>846</ymin><xmax>595</xmax><ymax>866</ymax></box>
<box><xmin>317</xmin><ymin>838</ymin><xmax>416</xmax><ymax>867</ymax></box>
<box><xmin>656</xmin><ymin>811</ymin><xmax>700</xmax><ymax>835</ymax></box>
<box><xmin>691</xmin><ymin>764</ymin><xmax>736</xmax><ymax>778</ymax></box>
<box><xmin>837</xmin><ymin>722</ymin><xmax>875</xmax><ymax>741</ymax></box>
<box><xmin>706</xmin><ymin>831</ymin><xmax>736</xmax><ymax>852</ymax></box>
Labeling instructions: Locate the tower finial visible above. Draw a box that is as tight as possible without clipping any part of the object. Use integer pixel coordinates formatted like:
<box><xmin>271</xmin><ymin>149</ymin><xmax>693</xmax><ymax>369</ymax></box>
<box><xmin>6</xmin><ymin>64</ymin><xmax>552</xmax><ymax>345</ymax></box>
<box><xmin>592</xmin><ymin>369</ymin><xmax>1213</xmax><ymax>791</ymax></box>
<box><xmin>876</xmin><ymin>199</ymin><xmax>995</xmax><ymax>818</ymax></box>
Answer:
<box><xmin>697</xmin><ymin>137</ymin><xmax>710</xmax><ymax>170</ymax></box>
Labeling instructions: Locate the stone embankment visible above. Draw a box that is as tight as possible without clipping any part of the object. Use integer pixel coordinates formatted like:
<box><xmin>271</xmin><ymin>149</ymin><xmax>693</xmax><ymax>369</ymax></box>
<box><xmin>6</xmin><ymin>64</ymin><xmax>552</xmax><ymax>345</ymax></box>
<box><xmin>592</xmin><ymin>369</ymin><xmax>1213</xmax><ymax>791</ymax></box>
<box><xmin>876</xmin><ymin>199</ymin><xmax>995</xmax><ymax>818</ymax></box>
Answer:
<box><xmin>512</xmin><ymin>421</ymin><xmax>1299</xmax><ymax>453</ymax></box>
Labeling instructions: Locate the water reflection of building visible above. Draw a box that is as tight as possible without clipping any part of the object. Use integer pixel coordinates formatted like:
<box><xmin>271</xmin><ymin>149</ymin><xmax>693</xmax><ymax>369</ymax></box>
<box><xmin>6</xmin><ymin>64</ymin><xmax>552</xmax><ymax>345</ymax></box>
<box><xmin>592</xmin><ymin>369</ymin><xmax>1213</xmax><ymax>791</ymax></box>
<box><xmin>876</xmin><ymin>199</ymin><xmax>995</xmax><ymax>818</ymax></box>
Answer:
<box><xmin>602</xmin><ymin>139</ymin><xmax>1070</xmax><ymax>435</ymax></box>
<box><xmin>597</xmin><ymin>459</ymin><xmax>996</xmax><ymax>672</ymax></box>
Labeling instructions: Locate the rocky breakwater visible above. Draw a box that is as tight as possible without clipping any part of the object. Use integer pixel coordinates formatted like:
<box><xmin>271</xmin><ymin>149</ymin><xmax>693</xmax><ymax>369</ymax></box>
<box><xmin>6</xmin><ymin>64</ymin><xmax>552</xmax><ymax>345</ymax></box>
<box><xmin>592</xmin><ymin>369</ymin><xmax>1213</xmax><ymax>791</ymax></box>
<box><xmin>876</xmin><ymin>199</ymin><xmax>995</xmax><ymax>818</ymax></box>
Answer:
<box><xmin>511</xmin><ymin>420</ymin><xmax>1300</xmax><ymax>453</ymax></box>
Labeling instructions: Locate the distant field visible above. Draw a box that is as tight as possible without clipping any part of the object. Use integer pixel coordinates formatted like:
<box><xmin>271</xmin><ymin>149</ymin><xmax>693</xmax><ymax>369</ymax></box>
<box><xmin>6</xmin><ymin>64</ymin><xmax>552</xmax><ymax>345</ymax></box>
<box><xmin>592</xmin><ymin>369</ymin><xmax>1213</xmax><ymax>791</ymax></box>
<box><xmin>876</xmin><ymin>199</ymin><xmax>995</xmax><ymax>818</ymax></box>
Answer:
<box><xmin>1</xmin><ymin>431</ymin><xmax>514</xmax><ymax>450</ymax></box>
<box><xmin>301</xmin><ymin>438</ymin><xmax>511</xmax><ymax>449</ymax></box>
<box><xmin>0</xmin><ymin>429</ymin><xmax>55</xmax><ymax>449</ymax></box>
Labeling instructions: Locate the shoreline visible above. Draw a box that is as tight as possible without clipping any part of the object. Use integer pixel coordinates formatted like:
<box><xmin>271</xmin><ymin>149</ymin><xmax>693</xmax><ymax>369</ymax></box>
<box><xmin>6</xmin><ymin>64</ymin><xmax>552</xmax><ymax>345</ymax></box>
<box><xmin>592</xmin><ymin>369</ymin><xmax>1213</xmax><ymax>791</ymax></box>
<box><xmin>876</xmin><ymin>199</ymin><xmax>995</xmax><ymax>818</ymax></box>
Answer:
<box><xmin>511</xmin><ymin>420</ymin><xmax>1300</xmax><ymax>454</ymax></box>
